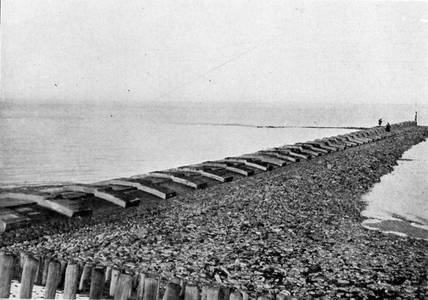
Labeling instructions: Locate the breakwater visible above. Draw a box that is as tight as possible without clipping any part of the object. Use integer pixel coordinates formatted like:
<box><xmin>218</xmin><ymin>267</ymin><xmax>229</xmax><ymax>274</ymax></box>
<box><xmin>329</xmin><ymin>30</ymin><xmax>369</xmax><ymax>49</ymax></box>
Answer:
<box><xmin>1</xmin><ymin>121</ymin><xmax>427</xmax><ymax>299</ymax></box>
<box><xmin>0</xmin><ymin>122</ymin><xmax>415</xmax><ymax>233</ymax></box>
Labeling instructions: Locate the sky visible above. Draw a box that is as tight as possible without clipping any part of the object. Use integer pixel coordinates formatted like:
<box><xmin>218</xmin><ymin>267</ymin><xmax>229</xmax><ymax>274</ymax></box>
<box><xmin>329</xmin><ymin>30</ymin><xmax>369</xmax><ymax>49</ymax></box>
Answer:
<box><xmin>1</xmin><ymin>0</ymin><xmax>428</xmax><ymax>105</ymax></box>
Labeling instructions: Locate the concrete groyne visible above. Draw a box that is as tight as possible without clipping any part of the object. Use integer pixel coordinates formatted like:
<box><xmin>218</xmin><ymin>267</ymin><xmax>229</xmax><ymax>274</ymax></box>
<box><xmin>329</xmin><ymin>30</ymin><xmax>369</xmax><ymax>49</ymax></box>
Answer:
<box><xmin>1</xmin><ymin>121</ymin><xmax>427</xmax><ymax>299</ymax></box>
<box><xmin>0</xmin><ymin>121</ymin><xmax>417</xmax><ymax>233</ymax></box>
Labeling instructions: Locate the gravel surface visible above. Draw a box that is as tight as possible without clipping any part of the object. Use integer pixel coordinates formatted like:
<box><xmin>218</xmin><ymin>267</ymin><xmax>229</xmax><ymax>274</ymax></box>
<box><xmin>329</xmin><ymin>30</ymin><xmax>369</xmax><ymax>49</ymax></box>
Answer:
<box><xmin>2</xmin><ymin>126</ymin><xmax>428</xmax><ymax>299</ymax></box>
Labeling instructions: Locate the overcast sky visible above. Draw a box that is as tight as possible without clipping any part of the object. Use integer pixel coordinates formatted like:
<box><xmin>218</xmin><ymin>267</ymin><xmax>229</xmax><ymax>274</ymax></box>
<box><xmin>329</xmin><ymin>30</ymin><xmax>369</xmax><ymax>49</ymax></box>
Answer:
<box><xmin>1</xmin><ymin>0</ymin><xmax>427</xmax><ymax>105</ymax></box>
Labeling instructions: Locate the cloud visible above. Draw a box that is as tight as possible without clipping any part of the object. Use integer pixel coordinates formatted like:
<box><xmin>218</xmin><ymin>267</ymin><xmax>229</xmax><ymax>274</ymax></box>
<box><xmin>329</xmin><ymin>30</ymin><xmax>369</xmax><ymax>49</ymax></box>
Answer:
<box><xmin>421</xmin><ymin>19</ymin><xmax>428</xmax><ymax>23</ymax></box>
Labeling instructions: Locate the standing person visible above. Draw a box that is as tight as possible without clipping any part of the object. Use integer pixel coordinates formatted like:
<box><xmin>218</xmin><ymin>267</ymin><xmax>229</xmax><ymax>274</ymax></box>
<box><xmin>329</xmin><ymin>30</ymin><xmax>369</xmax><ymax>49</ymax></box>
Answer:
<box><xmin>385</xmin><ymin>122</ymin><xmax>391</xmax><ymax>132</ymax></box>
<box><xmin>378</xmin><ymin>118</ymin><xmax>383</xmax><ymax>126</ymax></box>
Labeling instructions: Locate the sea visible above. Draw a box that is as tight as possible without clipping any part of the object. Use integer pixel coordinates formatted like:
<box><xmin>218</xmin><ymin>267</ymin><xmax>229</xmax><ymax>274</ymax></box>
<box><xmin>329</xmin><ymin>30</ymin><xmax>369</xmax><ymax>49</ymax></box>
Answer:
<box><xmin>1</xmin><ymin>100</ymin><xmax>427</xmax><ymax>237</ymax></box>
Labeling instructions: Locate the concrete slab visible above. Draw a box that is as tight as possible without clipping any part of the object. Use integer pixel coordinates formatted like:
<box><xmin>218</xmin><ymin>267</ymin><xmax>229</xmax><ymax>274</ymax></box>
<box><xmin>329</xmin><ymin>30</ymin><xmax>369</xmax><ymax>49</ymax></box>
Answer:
<box><xmin>0</xmin><ymin>208</ymin><xmax>31</xmax><ymax>232</ymax></box>
<box><xmin>0</xmin><ymin>197</ymin><xmax>35</xmax><ymax>208</ymax></box>
<box><xmin>148</xmin><ymin>172</ymin><xmax>208</xmax><ymax>189</ymax></box>
<box><xmin>258</xmin><ymin>151</ymin><xmax>300</xmax><ymax>162</ymax></box>
<box><xmin>305</xmin><ymin>141</ymin><xmax>339</xmax><ymax>152</ymax></box>
<box><xmin>0</xmin><ymin>192</ymin><xmax>92</xmax><ymax>218</ymax></box>
<box><xmin>272</xmin><ymin>148</ymin><xmax>311</xmax><ymax>160</ymax></box>
<box><xmin>281</xmin><ymin>145</ymin><xmax>322</xmax><ymax>157</ymax></box>
<box><xmin>225</xmin><ymin>157</ymin><xmax>273</xmax><ymax>171</ymax></box>
<box><xmin>178</xmin><ymin>166</ymin><xmax>234</xmax><ymax>182</ymax></box>
<box><xmin>296</xmin><ymin>143</ymin><xmax>330</xmax><ymax>154</ymax></box>
<box><xmin>239</xmin><ymin>154</ymin><xmax>288</xmax><ymax>167</ymax></box>
<box><xmin>65</xmin><ymin>184</ymin><xmax>150</xmax><ymax>206</ymax></box>
<box><xmin>317</xmin><ymin>139</ymin><xmax>347</xmax><ymax>150</ymax></box>
<box><xmin>202</xmin><ymin>161</ymin><xmax>255</xmax><ymax>176</ymax></box>
<box><xmin>105</xmin><ymin>179</ymin><xmax>177</xmax><ymax>200</ymax></box>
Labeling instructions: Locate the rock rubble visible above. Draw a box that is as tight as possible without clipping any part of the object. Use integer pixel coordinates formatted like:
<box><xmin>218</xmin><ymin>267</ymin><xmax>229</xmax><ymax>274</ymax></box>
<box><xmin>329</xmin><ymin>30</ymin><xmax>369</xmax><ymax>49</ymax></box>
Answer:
<box><xmin>2</xmin><ymin>127</ymin><xmax>428</xmax><ymax>299</ymax></box>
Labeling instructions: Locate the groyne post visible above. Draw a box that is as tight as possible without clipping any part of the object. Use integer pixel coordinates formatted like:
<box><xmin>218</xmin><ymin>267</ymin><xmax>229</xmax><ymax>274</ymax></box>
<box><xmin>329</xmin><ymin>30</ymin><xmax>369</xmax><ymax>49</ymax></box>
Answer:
<box><xmin>89</xmin><ymin>265</ymin><xmax>106</xmax><ymax>299</ymax></box>
<box><xmin>59</xmin><ymin>259</ymin><xmax>68</xmax><ymax>288</ymax></box>
<box><xmin>114</xmin><ymin>272</ymin><xmax>134</xmax><ymax>300</ymax></box>
<box><xmin>79</xmin><ymin>262</ymin><xmax>94</xmax><ymax>291</ymax></box>
<box><xmin>63</xmin><ymin>261</ymin><xmax>80</xmax><ymax>299</ymax></box>
<box><xmin>136</xmin><ymin>272</ymin><xmax>146</xmax><ymax>300</ymax></box>
<box><xmin>34</xmin><ymin>255</ymin><xmax>44</xmax><ymax>285</ymax></box>
<box><xmin>207</xmin><ymin>286</ymin><xmax>220</xmax><ymax>300</ymax></box>
<box><xmin>44</xmin><ymin>259</ymin><xmax>61</xmax><ymax>299</ymax></box>
<box><xmin>219</xmin><ymin>286</ymin><xmax>230</xmax><ymax>300</ymax></box>
<box><xmin>41</xmin><ymin>256</ymin><xmax>51</xmax><ymax>285</ymax></box>
<box><xmin>230</xmin><ymin>291</ymin><xmax>243</xmax><ymax>300</ymax></box>
<box><xmin>162</xmin><ymin>282</ymin><xmax>182</xmax><ymax>300</ymax></box>
<box><xmin>201</xmin><ymin>286</ymin><xmax>208</xmax><ymax>300</ymax></box>
<box><xmin>19</xmin><ymin>254</ymin><xmax>39</xmax><ymax>299</ymax></box>
<box><xmin>0</xmin><ymin>252</ymin><xmax>15</xmax><ymax>298</ymax></box>
<box><xmin>105</xmin><ymin>264</ymin><xmax>113</xmax><ymax>283</ymax></box>
<box><xmin>241</xmin><ymin>291</ymin><xmax>249</xmax><ymax>300</ymax></box>
<box><xmin>109</xmin><ymin>267</ymin><xmax>122</xmax><ymax>296</ymax></box>
<box><xmin>184</xmin><ymin>284</ymin><xmax>200</xmax><ymax>300</ymax></box>
<box><xmin>143</xmin><ymin>277</ymin><xmax>159</xmax><ymax>300</ymax></box>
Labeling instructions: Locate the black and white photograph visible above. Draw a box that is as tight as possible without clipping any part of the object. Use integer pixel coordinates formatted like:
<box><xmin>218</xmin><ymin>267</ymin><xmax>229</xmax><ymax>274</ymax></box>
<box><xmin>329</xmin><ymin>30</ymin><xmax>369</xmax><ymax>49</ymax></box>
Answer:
<box><xmin>1</xmin><ymin>0</ymin><xmax>428</xmax><ymax>299</ymax></box>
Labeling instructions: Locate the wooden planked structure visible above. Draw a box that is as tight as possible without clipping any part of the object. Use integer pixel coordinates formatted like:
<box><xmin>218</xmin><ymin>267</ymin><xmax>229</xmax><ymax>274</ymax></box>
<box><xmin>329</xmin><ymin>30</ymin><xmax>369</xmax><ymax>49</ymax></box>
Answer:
<box><xmin>0</xmin><ymin>250</ymin><xmax>300</xmax><ymax>300</ymax></box>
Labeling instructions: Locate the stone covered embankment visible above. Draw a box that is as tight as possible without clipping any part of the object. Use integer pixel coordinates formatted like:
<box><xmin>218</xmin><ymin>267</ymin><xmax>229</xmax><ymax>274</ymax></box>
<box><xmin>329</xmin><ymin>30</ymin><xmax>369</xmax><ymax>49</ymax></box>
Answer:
<box><xmin>2</xmin><ymin>126</ymin><xmax>428</xmax><ymax>299</ymax></box>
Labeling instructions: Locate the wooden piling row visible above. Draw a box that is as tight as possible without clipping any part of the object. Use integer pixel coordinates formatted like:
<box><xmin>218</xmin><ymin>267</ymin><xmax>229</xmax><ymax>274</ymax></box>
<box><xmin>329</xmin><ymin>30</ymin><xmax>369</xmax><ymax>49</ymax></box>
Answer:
<box><xmin>0</xmin><ymin>250</ymin><xmax>297</xmax><ymax>299</ymax></box>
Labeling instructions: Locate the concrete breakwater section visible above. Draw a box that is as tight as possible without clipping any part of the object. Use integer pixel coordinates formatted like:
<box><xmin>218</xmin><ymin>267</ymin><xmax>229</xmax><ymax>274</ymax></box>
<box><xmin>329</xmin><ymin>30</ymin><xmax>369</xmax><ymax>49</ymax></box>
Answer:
<box><xmin>0</xmin><ymin>121</ymin><xmax>416</xmax><ymax>233</ymax></box>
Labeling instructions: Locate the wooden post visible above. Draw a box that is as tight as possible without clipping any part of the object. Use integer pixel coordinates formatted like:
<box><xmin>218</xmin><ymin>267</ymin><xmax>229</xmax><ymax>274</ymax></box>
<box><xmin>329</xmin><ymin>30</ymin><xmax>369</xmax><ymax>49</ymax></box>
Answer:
<box><xmin>19</xmin><ymin>254</ymin><xmax>39</xmax><ymax>299</ymax></box>
<box><xmin>114</xmin><ymin>272</ymin><xmax>134</xmax><ymax>300</ymax></box>
<box><xmin>207</xmin><ymin>287</ymin><xmax>220</xmax><ymax>300</ymax></box>
<box><xmin>201</xmin><ymin>286</ymin><xmax>208</xmax><ymax>300</ymax></box>
<box><xmin>63</xmin><ymin>261</ymin><xmax>80</xmax><ymax>300</ymax></box>
<box><xmin>20</xmin><ymin>251</ymin><xmax>28</xmax><ymax>268</ymax></box>
<box><xmin>105</xmin><ymin>265</ymin><xmax>113</xmax><ymax>283</ymax></box>
<box><xmin>163</xmin><ymin>282</ymin><xmax>181</xmax><ymax>300</ymax></box>
<box><xmin>89</xmin><ymin>266</ymin><xmax>106</xmax><ymax>299</ymax></box>
<box><xmin>79</xmin><ymin>262</ymin><xmax>94</xmax><ymax>291</ymax></box>
<box><xmin>241</xmin><ymin>291</ymin><xmax>249</xmax><ymax>300</ymax></box>
<box><xmin>219</xmin><ymin>286</ymin><xmax>230</xmax><ymax>300</ymax></box>
<box><xmin>132</xmin><ymin>271</ymin><xmax>139</xmax><ymax>290</ymax></box>
<box><xmin>34</xmin><ymin>255</ymin><xmax>43</xmax><ymax>285</ymax></box>
<box><xmin>136</xmin><ymin>272</ymin><xmax>146</xmax><ymax>300</ymax></box>
<box><xmin>59</xmin><ymin>259</ymin><xmax>68</xmax><ymax>288</ymax></box>
<box><xmin>143</xmin><ymin>277</ymin><xmax>159</xmax><ymax>300</ymax></box>
<box><xmin>41</xmin><ymin>256</ymin><xmax>51</xmax><ymax>286</ymax></box>
<box><xmin>44</xmin><ymin>260</ymin><xmax>61</xmax><ymax>300</ymax></box>
<box><xmin>184</xmin><ymin>284</ymin><xmax>200</xmax><ymax>300</ymax></box>
<box><xmin>109</xmin><ymin>267</ymin><xmax>122</xmax><ymax>296</ymax></box>
<box><xmin>0</xmin><ymin>252</ymin><xmax>15</xmax><ymax>299</ymax></box>
<box><xmin>230</xmin><ymin>292</ymin><xmax>243</xmax><ymax>300</ymax></box>
<box><xmin>77</xmin><ymin>260</ymin><xmax>85</xmax><ymax>282</ymax></box>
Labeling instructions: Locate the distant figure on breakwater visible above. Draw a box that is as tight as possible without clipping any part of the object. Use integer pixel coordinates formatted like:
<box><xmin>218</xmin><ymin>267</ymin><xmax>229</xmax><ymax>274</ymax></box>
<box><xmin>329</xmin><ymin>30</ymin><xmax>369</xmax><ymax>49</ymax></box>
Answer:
<box><xmin>378</xmin><ymin>118</ymin><xmax>383</xmax><ymax>126</ymax></box>
<box><xmin>385</xmin><ymin>122</ymin><xmax>391</xmax><ymax>132</ymax></box>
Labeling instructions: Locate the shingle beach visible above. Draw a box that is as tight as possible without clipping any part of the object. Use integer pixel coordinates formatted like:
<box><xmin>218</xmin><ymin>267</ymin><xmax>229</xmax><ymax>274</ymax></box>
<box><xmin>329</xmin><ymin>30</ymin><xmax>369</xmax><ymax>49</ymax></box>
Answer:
<box><xmin>1</xmin><ymin>126</ymin><xmax>428</xmax><ymax>299</ymax></box>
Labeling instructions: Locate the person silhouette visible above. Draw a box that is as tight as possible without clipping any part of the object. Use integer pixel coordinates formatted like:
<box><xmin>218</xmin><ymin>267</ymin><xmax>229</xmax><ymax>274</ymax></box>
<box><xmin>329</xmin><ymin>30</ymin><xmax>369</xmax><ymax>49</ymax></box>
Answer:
<box><xmin>385</xmin><ymin>122</ymin><xmax>391</xmax><ymax>132</ymax></box>
<box><xmin>378</xmin><ymin>118</ymin><xmax>382</xmax><ymax>126</ymax></box>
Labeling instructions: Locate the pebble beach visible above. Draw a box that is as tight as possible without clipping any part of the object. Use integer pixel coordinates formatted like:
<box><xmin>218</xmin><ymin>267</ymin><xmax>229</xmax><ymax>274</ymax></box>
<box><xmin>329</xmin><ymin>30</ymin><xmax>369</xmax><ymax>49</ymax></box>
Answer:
<box><xmin>2</xmin><ymin>126</ymin><xmax>428</xmax><ymax>299</ymax></box>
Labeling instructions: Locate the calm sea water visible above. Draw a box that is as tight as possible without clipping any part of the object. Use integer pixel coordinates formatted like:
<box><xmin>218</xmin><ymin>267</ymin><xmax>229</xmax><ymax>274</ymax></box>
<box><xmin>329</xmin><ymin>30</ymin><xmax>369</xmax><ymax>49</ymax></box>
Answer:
<box><xmin>0</xmin><ymin>101</ymin><xmax>422</xmax><ymax>186</ymax></box>
<box><xmin>362</xmin><ymin>140</ymin><xmax>428</xmax><ymax>228</ymax></box>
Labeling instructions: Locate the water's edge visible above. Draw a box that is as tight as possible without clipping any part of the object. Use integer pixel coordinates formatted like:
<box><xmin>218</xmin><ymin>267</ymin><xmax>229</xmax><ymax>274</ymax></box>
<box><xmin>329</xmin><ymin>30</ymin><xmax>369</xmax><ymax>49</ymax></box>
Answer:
<box><xmin>361</xmin><ymin>139</ymin><xmax>428</xmax><ymax>240</ymax></box>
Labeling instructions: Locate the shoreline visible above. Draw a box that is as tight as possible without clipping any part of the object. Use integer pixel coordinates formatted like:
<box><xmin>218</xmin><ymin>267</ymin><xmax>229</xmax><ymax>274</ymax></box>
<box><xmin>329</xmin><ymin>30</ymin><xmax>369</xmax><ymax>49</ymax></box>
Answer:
<box><xmin>2</xmin><ymin>126</ymin><xmax>428</xmax><ymax>298</ymax></box>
